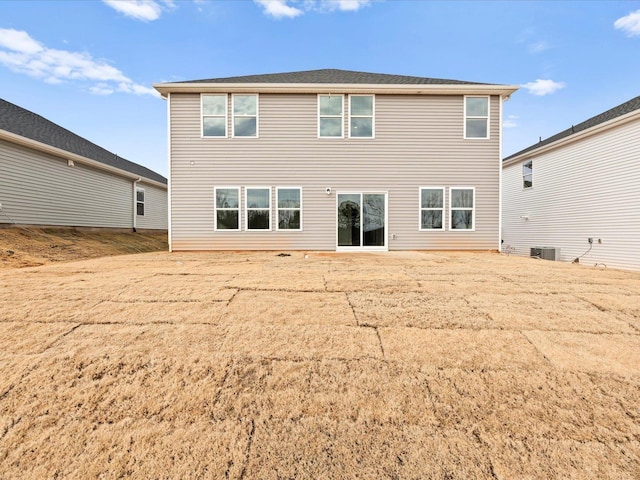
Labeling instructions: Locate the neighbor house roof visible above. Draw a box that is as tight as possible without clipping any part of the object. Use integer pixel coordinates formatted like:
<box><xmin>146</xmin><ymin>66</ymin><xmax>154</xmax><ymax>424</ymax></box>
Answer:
<box><xmin>154</xmin><ymin>68</ymin><xmax>518</xmax><ymax>97</ymax></box>
<box><xmin>0</xmin><ymin>98</ymin><xmax>167</xmax><ymax>185</ymax></box>
<box><xmin>503</xmin><ymin>95</ymin><xmax>640</xmax><ymax>164</ymax></box>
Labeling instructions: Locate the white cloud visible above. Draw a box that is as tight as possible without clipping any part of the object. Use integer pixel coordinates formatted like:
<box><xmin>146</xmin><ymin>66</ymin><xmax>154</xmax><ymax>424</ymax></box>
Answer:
<box><xmin>528</xmin><ymin>40</ymin><xmax>549</xmax><ymax>54</ymax></box>
<box><xmin>254</xmin><ymin>0</ymin><xmax>303</xmax><ymax>18</ymax></box>
<box><xmin>503</xmin><ymin>115</ymin><xmax>518</xmax><ymax>128</ymax></box>
<box><xmin>102</xmin><ymin>0</ymin><xmax>176</xmax><ymax>21</ymax></box>
<box><xmin>521</xmin><ymin>79</ymin><xmax>566</xmax><ymax>96</ymax></box>
<box><xmin>254</xmin><ymin>0</ymin><xmax>370</xmax><ymax>18</ymax></box>
<box><xmin>0</xmin><ymin>28</ymin><xmax>157</xmax><ymax>97</ymax></box>
<box><xmin>614</xmin><ymin>9</ymin><xmax>640</xmax><ymax>37</ymax></box>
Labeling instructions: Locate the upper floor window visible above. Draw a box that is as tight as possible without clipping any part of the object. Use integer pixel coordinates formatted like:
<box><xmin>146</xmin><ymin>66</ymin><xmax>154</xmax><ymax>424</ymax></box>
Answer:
<box><xmin>419</xmin><ymin>187</ymin><xmax>444</xmax><ymax>230</ymax></box>
<box><xmin>202</xmin><ymin>94</ymin><xmax>227</xmax><ymax>137</ymax></box>
<box><xmin>233</xmin><ymin>94</ymin><xmax>258</xmax><ymax>137</ymax></box>
<box><xmin>214</xmin><ymin>187</ymin><xmax>240</xmax><ymax>231</ymax></box>
<box><xmin>318</xmin><ymin>95</ymin><xmax>344</xmax><ymax>138</ymax></box>
<box><xmin>136</xmin><ymin>188</ymin><xmax>145</xmax><ymax>216</ymax></box>
<box><xmin>349</xmin><ymin>95</ymin><xmax>374</xmax><ymax>138</ymax></box>
<box><xmin>246</xmin><ymin>187</ymin><xmax>271</xmax><ymax>230</ymax></box>
<box><xmin>450</xmin><ymin>187</ymin><xmax>475</xmax><ymax>230</ymax></box>
<box><xmin>276</xmin><ymin>187</ymin><xmax>302</xmax><ymax>231</ymax></box>
<box><xmin>523</xmin><ymin>160</ymin><xmax>533</xmax><ymax>188</ymax></box>
<box><xmin>464</xmin><ymin>96</ymin><xmax>489</xmax><ymax>139</ymax></box>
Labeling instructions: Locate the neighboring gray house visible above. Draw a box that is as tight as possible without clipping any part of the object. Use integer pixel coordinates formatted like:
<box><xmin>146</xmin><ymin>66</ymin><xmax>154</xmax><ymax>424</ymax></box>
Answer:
<box><xmin>154</xmin><ymin>69</ymin><xmax>517</xmax><ymax>251</ymax></box>
<box><xmin>0</xmin><ymin>98</ymin><xmax>167</xmax><ymax>231</ymax></box>
<box><xmin>502</xmin><ymin>95</ymin><xmax>640</xmax><ymax>271</ymax></box>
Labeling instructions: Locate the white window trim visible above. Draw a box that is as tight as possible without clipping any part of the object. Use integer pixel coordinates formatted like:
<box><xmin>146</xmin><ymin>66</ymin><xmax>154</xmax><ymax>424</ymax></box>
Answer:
<box><xmin>463</xmin><ymin>95</ymin><xmax>490</xmax><ymax>140</ymax></box>
<box><xmin>232</xmin><ymin>94</ymin><xmax>259</xmax><ymax>138</ymax></box>
<box><xmin>245</xmin><ymin>186</ymin><xmax>272</xmax><ymax>231</ymax></box>
<box><xmin>523</xmin><ymin>160</ymin><xmax>533</xmax><ymax>189</ymax></box>
<box><xmin>136</xmin><ymin>187</ymin><xmax>145</xmax><ymax>217</ymax></box>
<box><xmin>449</xmin><ymin>187</ymin><xmax>476</xmax><ymax>231</ymax></box>
<box><xmin>276</xmin><ymin>186</ymin><xmax>303</xmax><ymax>232</ymax></box>
<box><xmin>201</xmin><ymin>94</ymin><xmax>228</xmax><ymax>138</ymax></box>
<box><xmin>317</xmin><ymin>94</ymin><xmax>344</xmax><ymax>139</ymax></box>
<box><xmin>418</xmin><ymin>186</ymin><xmax>445</xmax><ymax>231</ymax></box>
<box><xmin>214</xmin><ymin>186</ymin><xmax>241</xmax><ymax>232</ymax></box>
<box><xmin>348</xmin><ymin>94</ymin><xmax>375</xmax><ymax>139</ymax></box>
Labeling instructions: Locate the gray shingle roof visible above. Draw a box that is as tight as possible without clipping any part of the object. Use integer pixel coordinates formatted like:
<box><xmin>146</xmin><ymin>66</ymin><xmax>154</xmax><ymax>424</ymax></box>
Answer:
<box><xmin>179</xmin><ymin>68</ymin><xmax>489</xmax><ymax>85</ymax></box>
<box><xmin>0</xmin><ymin>98</ymin><xmax>166</xmax><ymax>185</ymax></box>
<box><xmin>504</xmin><ymin>95</ymin><xmax>640</xmax><ymax>162</ymax></box>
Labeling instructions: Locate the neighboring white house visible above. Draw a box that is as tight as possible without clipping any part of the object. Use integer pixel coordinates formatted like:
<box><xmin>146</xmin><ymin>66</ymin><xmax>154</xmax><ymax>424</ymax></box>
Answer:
<box><xmin>0</xmin><ymin>98</ymin><xmax>168</xmax><ymax>231</ymax></box>
<box><xmin>154</xmin><ymin>69</ymin><xmax>518</xmax><ymax>252</ymax></box>
<box><xmin>502</xmin><ymin>95</ymin><xmax>640</xmax><ymax>271</ymax></box>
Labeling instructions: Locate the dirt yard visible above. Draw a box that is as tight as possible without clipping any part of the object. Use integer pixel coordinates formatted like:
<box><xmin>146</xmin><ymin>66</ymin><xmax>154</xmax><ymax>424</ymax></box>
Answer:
<box><xmin>0</xmin><ymin>250</ymin><xmax>639</xmax><ymax>479</ymax></box>
<box><xmin>0</xmin><ymin>227</ymin><xmax>168</xmax><ymax>268</ymax></box>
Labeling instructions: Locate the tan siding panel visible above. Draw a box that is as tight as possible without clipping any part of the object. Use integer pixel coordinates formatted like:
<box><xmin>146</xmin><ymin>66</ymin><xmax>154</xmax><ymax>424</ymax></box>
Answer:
<box><xmin>136</xmin><ymin>182</ymin><xmax>168</xmax><ymax>230</ymax></box>
<box><xmin>0</xmin><ymin>139</ymin><xmax>134</xmax><ymax>228</ymax></box>
<box><xmin>502</xmin><ymin>118</ymin><xmax>640</xmax><ymax>271</ymax></box>
<box><xmin>170</xmin><ymin>93</ymin><xmax>501</xmax><ymax>251</ymax></box>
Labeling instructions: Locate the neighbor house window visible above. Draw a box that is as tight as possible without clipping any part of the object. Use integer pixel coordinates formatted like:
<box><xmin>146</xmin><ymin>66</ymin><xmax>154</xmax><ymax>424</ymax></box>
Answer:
<box><xmin>246</xmin><ymin>187</ymin><xmax>271</xmax><ymax>230</ymax></box>
<box><xmin>136</xmin><ymin>188</ymin><xmax>145</xmax><ymax>216</ymax></box>
<box><xmin>450</xmin><ymin>187</ymin><xmax>475</xmax><ymax>230</ymax></box>
<box><xmin>214</xmin><ymin>187</ymin><xmax>240</xmax><ymax>231</ymax></box>
<box><xmin>318</xmin><ymin>95</ymin><xmax>343</xmax><ymax>138</ymax></box>
<box><xmin>523</xmin><ymin>160</ymin><xmax>533</xmax><ymax>188</ymax></box>
<box><xmin>419</xmin><ymin>187</ymin><xmax>444</xmax><ymax>230</ymax></box>
<box><xmin>232</xmin><ymin>94</ymin><xmax>258</xmax><ymax>137</ymax></box>
<box><xmin>276</xmin><ymin>187</ymin><xmax>302</xmax><ymax>231</ymax></box>
<box><xmin>464</xmin><ymin>96</ymin><xmax>489</xmax><ymax>139</ymax></box>
<box><xmin>349</xmin><ymin>95</ymin><xmax>374</xmax><ymax>138</ymax></box>
<box><xmin>202</xmin><ymin>94</ymin><xmax>227</xmax><ymax>137</ymax></box>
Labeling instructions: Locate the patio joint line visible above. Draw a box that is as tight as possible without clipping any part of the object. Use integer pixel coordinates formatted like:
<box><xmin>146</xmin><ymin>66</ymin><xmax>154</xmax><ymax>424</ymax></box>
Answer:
<box><xmin>238</xmin><ymin>418</ymin><xmax>256</xmax><ymax>480</ymax></box>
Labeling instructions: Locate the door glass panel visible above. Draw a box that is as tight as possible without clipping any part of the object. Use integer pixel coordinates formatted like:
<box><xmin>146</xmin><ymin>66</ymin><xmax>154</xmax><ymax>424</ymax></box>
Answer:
<box><xmin>337</xmin><ymin>194</ymin><xmax>361</xmax><ymax>246</ymax></box>
<box><xmin>363</xmin><ymin>194</ymin><xmax>385</xmax><ymax>247</ymax></box>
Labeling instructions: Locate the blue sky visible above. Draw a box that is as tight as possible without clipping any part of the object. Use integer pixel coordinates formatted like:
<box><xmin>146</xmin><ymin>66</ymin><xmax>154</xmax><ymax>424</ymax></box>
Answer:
<box><xmin>1</xmin><ymin>0</ymin><xmax>639</xmax><ymax>177</ymax></box>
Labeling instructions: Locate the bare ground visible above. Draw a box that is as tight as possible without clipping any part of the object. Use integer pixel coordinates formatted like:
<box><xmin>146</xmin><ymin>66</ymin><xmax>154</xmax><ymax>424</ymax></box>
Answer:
<box><xmin>0</xmin><ymin>250</ymin><xmax>639</xmax><ymax>479</ymax></box>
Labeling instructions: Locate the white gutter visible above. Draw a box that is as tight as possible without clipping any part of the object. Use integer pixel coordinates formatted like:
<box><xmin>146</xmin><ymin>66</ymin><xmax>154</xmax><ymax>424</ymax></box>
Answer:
<box><xmin>153</xmin><ymin>82</ymin><xmax>520</xmax><ymax>98</ymax></box>
<box><xmin>502</xmin><ymin>108</ymin><xmax>640</xmax><ymax>167</ymax></box>
<box><xmin>0</xmin><ymin>129</ymin><xmax>167</xmax><ymax>189</ymax></box>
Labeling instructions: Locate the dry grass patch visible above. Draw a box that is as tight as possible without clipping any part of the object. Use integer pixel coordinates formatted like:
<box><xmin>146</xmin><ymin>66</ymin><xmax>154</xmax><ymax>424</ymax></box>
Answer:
<box><xmin>467</xmin><ymin>292</ymin><xmax>635</xmax><ymax>333</ymax></box>
<box><xmin>324</xmin><ymin>271</ymin><xmax>419</xmax><ymax>292</ymax></box>
<box><xmin>245</xmin><ymin>419</ymin><xmax>494</xmax><ymax>479</ymax></box>
<box><xmin>116</xmin><ymin>274</ymin><xmax>236</xmax><ymax>302</ymax></box>
<box><xmin>220</xmin><ymin>291</ymin><xmax>356</xmax><ymax>326</ymax></box>
<box><xmin>219</xmin><ymin>324</ymin><xmax>381</xmax><ymax>360</ymax></box>
<box><xmin>348</xmin><ymin>291</ymin><xmax>491</xmax><ymax>329</ymax></box>
<box><xmin>0</xmin><ymin>321</ymin><xmax>78</xmax><ymax>354</ymax></box>
<box><xmin>524</xmin><ymin>331</ymin><xmax>640</xmax><ymax>377</ymax></box>
<box><xmin>227</xmin><ymin>270</ymin><xmax>326</xmax><ymax>292</ymax></box>
<box><xmin>85</xmin><ymin>301</ymin><xmax>227</xmax><ymax>324</ymax></box>
<box><xmin>380</xmin><ymin>328</ymin><xmax>547</xmax><ymax>370</ymax></box>
<box><xmin>0</xmin><ymin>298</ymin><xmax>100</xmax><ymax>323</ymax></box>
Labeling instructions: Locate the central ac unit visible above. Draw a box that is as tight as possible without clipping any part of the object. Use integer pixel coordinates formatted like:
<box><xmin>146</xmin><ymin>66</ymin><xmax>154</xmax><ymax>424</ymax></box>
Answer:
<box><xmin>530</xmin><ymin>247</ymin><xmax>560</xmax><ymax>261</ymax></box>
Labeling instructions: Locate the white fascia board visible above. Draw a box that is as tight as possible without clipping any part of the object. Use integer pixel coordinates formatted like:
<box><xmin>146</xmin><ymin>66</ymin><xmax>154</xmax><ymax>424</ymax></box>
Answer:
<box><xmin>502</xmin><ymin>108</ymin><xmax>640</xmax><ymax>168</ymax></box>
<box><xmin>153</xmin><ymin>82</ymin><xmax>519</xmax><ymax>98</ymax></box>
<box><xmin>0</xmin><ymin>129</ymin><xmax>167</xmax><ymax>189</ymax></box>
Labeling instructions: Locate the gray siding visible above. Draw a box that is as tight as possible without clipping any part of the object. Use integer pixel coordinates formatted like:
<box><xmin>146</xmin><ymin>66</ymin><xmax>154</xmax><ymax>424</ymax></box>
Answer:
<box><xmin>136</xmin><ymin>182</ymin><xmax>168</xmax><ymax>230</ymax></box>
<box><xmin>502</xmin><ymin>117</ymin><xmax>640</xmax><ymax>271</ymax></box>
<box><xmin>170</xmin><ymin>93</ymin><xmax>502</xmax><ymax>251</ymax></box>
<box><xmin>0</xmin><ymin>138</ymin><xmax>167</xmax><ymax>230</ymax></box>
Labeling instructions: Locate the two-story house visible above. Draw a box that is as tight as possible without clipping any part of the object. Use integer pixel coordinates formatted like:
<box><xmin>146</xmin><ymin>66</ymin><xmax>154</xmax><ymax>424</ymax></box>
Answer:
<box><xmin>154</xmin><ymin>69</ymin><xmax>517</xmax><ymax>252</ymax></box>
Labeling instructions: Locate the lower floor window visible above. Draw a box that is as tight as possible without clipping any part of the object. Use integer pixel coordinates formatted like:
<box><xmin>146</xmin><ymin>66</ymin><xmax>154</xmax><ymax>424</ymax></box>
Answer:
<box><xmin>450</xmin><ymin>187</ymin><xmax>475</xmax><ymax>230</ymax></box>
<box><xmin>246</xmin><ymin>187</ymin><xmax>271</xmax><ymax>230</ymax></box>
<box><xmin>419</xmin><ymin>187</ymin><xmax>444</xmax><ymax>230</ymax></box>
<box><xmin>136</xmin><ymin>188</ymin><xmax>145</xmax><ymax>216</ymax></box>
<box><xmin>214</xmin><ymin>187</ymin><xmax>240</xmax><ymax>230</ymax></box>
<box><xmin>277</xmin><ymin>187</ymin><xmax>302</xmax><ymax>230</ymax></box>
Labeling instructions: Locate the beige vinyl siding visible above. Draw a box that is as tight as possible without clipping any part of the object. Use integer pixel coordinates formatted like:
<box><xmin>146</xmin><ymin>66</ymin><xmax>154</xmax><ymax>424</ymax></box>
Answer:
<box><xmin>0</xmin><ymin>138</ymin><xmax>167</xmax><ymax>229</ymax></box>
<box><xmin>136</xmin><ymin>182</ymin><xmax>168</xmax><ymax>230</ymax></box>
<box><xmin>502</xmin><ymin>117</ymin><xmax>640</xmax><ymax>271</ymax></box>
<box><xmin>170</xmin><ymin>93</ymin><xmax>501</xmax><ymax>251</ymax></box>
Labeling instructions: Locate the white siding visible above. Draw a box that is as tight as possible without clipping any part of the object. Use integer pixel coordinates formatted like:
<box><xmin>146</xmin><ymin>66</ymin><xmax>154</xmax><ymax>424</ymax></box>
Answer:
<box><xmin>502</xmin><ymin>117</ymin><xmax>640</xmax><ymax>271</ymax></box>
<box><xmin>170</xmin><ymin>93</ymin><xmax>502</xmax><ymax>251</ymax></box>
<box><xmin>0</xmin><ymin>138</ymin><xmax>167</xmax><ymax>230</ymax></box>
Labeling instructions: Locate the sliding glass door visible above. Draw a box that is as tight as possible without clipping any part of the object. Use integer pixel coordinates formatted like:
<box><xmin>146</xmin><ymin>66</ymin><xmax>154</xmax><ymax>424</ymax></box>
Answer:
<box><xmin>337</xmin><ymin>192</ymin><xmax>387</xmax><ymax>250</ymax></box>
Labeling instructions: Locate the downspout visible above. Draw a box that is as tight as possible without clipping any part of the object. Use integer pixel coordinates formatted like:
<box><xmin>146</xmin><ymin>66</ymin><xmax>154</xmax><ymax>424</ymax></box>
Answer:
<box><xmin>133</xmin><ymin>177</ymin><xmax>141</xmax><ymax>232</ymax></box>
